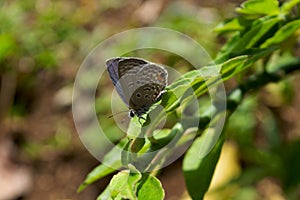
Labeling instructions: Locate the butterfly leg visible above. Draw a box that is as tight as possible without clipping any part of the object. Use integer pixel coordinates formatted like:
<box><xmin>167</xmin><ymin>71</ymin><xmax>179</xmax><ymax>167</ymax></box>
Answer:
<box><xmin>138</xmin><ymin>116</ymin><xmax>146</xmax><ymax>125</ymax></box>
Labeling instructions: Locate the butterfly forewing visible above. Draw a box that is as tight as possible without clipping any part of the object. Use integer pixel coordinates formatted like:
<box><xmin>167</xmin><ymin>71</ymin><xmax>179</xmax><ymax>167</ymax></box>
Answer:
<box><xmin>106</xmin><ymin>58</ymin><xmax>129</xmax><ymax>105</ymax></box>
<box><xmin>117</xmin><ymin>58</ymin><xmax>147</xmax><ymax>78</ymax></box>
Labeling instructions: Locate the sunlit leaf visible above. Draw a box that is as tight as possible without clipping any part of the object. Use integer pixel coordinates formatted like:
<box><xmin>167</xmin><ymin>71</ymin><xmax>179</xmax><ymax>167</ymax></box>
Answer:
<box><xmin>136</xmin><ymin>174</ymin><xmax>165</xmax><ymax>200</ymax></box>
<box><xmin>215</xmin><ymin>15</ymin><xmax>281</xmax><ymax>63</ymax></box>
<box><xmin>97</xmin><ymin>166</ymin><xmax>164</xmax><ymax>200</ymax></box>
<box><xmin>97</xmin><ymin>186</ymin><xmax>112</xmax><ymax>200</ymax></box>
<box><xmin>109</xmin><ymin>168</ymin><xmax>142</xmax><ymax>200</ymax></box>
<box><xmin>261</xmin><ymin>19</ymin><xmax>300</xmax><ymax>48</ymax></box>
<box><xmin>236</xmin><ymin>0</ymin><xmax>280</xmax><ymax>16</ymax></box>
<box><xmin>214</xmin><ymin>17</ymin><xmax>249</xmax><ymax>34</ymax></box>
<box><xmin>232</xmin><ymin>16</ymin><xmax>281</xmax><ymax>51</ymax></box>
<box><xmin>219</xmin><ymin>55</ymin><xmax>248</xmax><ymax>80</ymax></box>
<box><xmin>281</xmin><ymin>0</ymin><xmax>300</xmax><ymax>13</ymax></box>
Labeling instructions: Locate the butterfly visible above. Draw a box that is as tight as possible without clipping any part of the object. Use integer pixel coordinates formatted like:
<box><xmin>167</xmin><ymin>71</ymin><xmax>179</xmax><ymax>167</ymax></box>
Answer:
<box><xmin>106</xmin><ymin>57</ymin><xmax>168</xmax><ymax>121</ymax></box>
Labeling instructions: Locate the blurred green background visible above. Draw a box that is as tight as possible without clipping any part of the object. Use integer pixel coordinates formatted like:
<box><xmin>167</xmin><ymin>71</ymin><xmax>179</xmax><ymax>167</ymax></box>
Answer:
<box><xmin>0</xmin><ymin>0</ymin><xmax>299</xmax><ymax>199</ymax></box>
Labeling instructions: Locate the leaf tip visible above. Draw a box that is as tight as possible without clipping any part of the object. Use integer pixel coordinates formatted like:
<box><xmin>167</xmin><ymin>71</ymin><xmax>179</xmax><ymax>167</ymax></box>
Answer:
<box><xmin>77</xmin><ymin>183</ymin><xmax>87</xmax><ymax>193</ymax></box>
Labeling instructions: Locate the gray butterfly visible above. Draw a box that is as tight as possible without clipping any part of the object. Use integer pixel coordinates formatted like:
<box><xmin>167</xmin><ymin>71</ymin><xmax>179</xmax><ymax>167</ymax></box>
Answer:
<box><xmin>106</xmin><ymin>57</ymin><xmax>168</xmax><ymax>119</ymax></box>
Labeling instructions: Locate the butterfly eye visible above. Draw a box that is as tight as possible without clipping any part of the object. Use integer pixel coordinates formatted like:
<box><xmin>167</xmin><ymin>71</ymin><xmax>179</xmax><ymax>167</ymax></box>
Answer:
<box><xmin>136</xmin><ymin>80</ymin><xmax>141</xmax><ymax>84</ymax></box>
<box><xmin>144</xmin><ymin>94</ymin><xmax>149</xmax><ymax>99</ymax></box>
<box><xmin>129</xmin><ymin>110</ymin><xmax>135</xmax><ymax>117</ymax></box>
<box><xmin>136</xmin><ymin>93</ymin><xmax>141</xmax><ymax>98</ymax></box>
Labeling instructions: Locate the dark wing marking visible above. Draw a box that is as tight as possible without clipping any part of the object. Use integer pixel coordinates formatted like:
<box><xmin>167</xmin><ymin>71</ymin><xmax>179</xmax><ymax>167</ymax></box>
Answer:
<box><xmin>118</xmin><ymin>58</ymin><xmax>147</xmax><ymax>78</ymax></box>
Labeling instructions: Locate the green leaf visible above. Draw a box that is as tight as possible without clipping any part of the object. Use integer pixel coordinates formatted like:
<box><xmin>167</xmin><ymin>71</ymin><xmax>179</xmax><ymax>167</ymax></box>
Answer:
<box><xmin>219</xmin><ymin>55</ymin><xmax>248</xmax><ymax>80</ymax></box>
<box><xmin>130</xmin><ymin>137</ymin><xmax>146</xmax><ymax>153</ymax></box>
<box><xmin>261</xmin><ymin>19</ymin><xmax>300</xmax><ymax>48</ymax></box>
<box><xmin>215</xmin><ymin>33</ymin><xmax>241</xmax><ymax>63</ymax></box>
<box><xmin>214</xmin><ymin>17</ymin><xmax>250</xmax><ymax>34</ymax></box>
<box><xmin>78</xmin><ymin>164</ymin><xmax>117</xmax><ymax>192</ymax></box>
<box><xmin>167</xmin><ymin>69</ymin><xmax>201</xmax><ymax>91</ymax></box>
<box><xmin>127</xmin><ymin>116</ymin><xmax>143</xmax><ymax>138</ymax></box>
<box><xmin>165</xmin><ymin>67</ymin><xmax>213</xmax><ymax>107</ymax></box>
<box><xmin>219</xmin><ymin>48</ymin><xmax>275</xmax><ymax>80</ymax></box>
<box><xmin>232</xmin><ymin>16</ymin><xmax>281</xmax><ymax>51</ymax></box>
<box><xmin>109</xmin><ymin>168</ymin><xmax>142</xmax><ymax>200</ymax></box>
<box><xmin>150</xmin><ymin>123</ymin><xmax>183</xmax><ymax>150</ymax></box>
<box><xmin>99</xmin><ymin>170</ymin><xmax>164</xmax><ymax>200</ymax></box>
<box><xmin>137</xmin><ymin>174</ymin><xmax>165</xmax><ymax>200</ymax></box>
<box><xmin>129</xmin><ymin>123</ymin><xmax>184</xmax><ymax>172</ymax></box>
<box><xmin>183</xmin><ymin>124</ymin><xmax>226</xmax><ymax>200</ymax></box>
<box><xmin>121</xmin><ymin>139</ymin><xmax>132</xmax><ymax>166</ymax></box>
<box><xmin>97</xmin><ymin>186</ymin><xmax>113</xmax><ymax>200</ymax></box>
<box><xmin>78</xmin><ymin>140</ymin><xmax>126</xmax><ymax>192</ymax></box>
<box><xmin>162</xmin><ymin>52</ymin><xmax>273</xmax><ymax>119</ymax></box>
<box><xmin>161</xmin><ymin>89</ymin><xmax>179</xmax><ymax>113</ymax></box>
<box><xmin>281</xmin><ymin>0</ymin><xmax>300</xmax><ymax>13</ymax></box>
<box><xmin>215</xmin><ymin>16</ymin><xmax>281</xmax><ymax>63</ymax></box>
<box><xmin>236</xmin><ymin>0</ymin><xmax>280</xmax><ymax>16</ymax></box>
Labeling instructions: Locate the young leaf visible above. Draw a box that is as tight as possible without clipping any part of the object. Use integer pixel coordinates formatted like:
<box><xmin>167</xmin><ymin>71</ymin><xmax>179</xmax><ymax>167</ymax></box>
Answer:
<box><xmin>214</xmin><ymin>17</ymin><xmax>250</xmax><ymax>34</ymax></box>
<box><xmin>109</xmin><ymin>169</ymin><xmax>142</xmax><ymax>200</ymax></box>
<box><xmin>236</xmin><ymin>0</ymin><xmax>280</xmax><ymax>16</ymax></box>
<box><xmin>78</xmin><ymin>164</ymin><xmax>117</xmax><ymax>192</ymax></box>
<box><xmin>136</xmin><ymin>174</ymin><xmax>165</xmax><ymax>200</ymax></box>
<box><xmin>97</xmin><ymin>186</ymin><xmax>113</xmax><ymax>200</ymax></box>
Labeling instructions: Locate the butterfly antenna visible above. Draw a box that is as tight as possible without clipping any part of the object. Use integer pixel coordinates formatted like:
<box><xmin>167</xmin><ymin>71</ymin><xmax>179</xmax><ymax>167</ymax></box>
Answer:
<box><xmin>107</xmin><ymin>110</ymin><xmax>129</xmax><ymax>118</ymax></box>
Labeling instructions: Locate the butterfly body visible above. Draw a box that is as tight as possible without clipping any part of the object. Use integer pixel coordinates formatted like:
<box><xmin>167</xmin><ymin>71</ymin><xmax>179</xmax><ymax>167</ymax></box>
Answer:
<box><xmin>106</xmin><ymin>57</ymin><xmax>168</xmax><ymax>118</ymax></box>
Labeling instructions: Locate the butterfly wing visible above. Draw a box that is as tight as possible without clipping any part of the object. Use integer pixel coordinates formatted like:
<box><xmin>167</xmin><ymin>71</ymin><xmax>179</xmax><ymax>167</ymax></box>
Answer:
<box><xmin>117</xmin><ymin>58</ymin><xmax>147</xmax><ymax>78</ymax></box>
<box><xmin>106</xmin><ymin>57</ymin><xmax>148</xmax><ymax>106</ymax></box>
<box><xmin>106</xmin><ymin>58</ymin><xmax>129</xmax><ymax>105</ymax></box>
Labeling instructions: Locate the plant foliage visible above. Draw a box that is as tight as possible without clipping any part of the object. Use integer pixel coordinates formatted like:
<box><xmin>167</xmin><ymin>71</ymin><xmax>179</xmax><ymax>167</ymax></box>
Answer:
<box><xmin>80</xmin><ymin>0</ymin><xmax>300</xmax><ymax>199</ymax></box>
